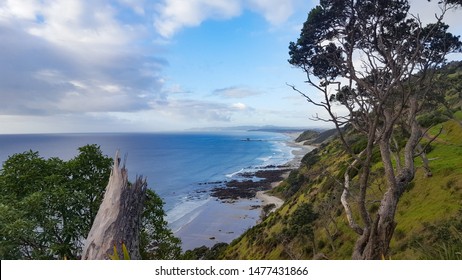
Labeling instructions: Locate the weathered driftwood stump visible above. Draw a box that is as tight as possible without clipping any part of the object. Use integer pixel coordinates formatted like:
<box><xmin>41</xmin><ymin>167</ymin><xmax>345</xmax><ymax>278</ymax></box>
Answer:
<box><xmin>81</xmin><ymin>151</ymin><xmax>147</xmax><ymax>260</ymax></box>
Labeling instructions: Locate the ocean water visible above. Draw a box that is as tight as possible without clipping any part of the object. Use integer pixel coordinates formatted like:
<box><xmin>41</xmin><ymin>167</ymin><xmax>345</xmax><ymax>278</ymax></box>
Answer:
<box><xmin>0</xmin><ymin>131</ymin><xmax>295</xmax><ymax>246</ymax></box>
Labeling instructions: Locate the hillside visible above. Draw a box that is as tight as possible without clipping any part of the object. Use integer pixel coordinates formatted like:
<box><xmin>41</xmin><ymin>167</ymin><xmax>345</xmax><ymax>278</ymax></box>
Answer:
<box><xmin>220</xmin><ymin>62</ymin><xmax>462</xmax><ymax>260</ymax></box>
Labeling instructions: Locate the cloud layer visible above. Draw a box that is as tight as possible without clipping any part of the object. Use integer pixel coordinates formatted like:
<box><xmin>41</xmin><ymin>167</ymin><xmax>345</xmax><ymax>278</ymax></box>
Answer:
<box><xmin>0</xmin><ymin>0</ymin><xmax>165</xmax><ymax>117</ymax></box>
<box><xmin>154</xmin><ymin>0</ymin><xmax>299</xmax><ymax>37</ymax></box>
<box><xmin>213</xmin><ymin>86</ymin><xmax>261</xmax><ymax>99</ymax></box>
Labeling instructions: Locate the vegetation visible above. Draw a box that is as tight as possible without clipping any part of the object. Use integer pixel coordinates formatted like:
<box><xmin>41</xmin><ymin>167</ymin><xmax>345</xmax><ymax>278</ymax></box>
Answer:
<box><xmin>182</xmin><ymin>243</ymin><xmax>229</xmax><ymax>260</ymax></box>
<box><xmin>287</xmin><ymin>0</ymin><xmax>461</xmax><ymax>259</ymax></box>
<box><xmin>221</xmin><ymin>61</ymin><xmax>462</xmax><ymax>260</ymax></box>
<box><xmin>294</xmin><ymin>130</ymin><xmax>320</xmax><ymax>143</ymax></box>
<box><xmin>0</xmin><ymin>144</ymin><xmax>181</xmax><ymax>260</ymax></box>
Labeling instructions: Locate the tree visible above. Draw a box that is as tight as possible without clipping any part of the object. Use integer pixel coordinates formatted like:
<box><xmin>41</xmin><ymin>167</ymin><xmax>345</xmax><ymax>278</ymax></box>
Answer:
<box><xmin>289</xmin><ymin>0</ymin><xmax>461</xmax><ymax>259</ymax></box>
<box><xmin>0</xmin><ymin>150</ymin><xmax>95</xmax><ymax>259</ymax></box>
<box><xmin>0</xmin><ymin>145</ymin><xmax>181</xmax><ymax>259</ymax></box>
<box><xmin>140</xmin><ymin>189</ymin><xmax>182</xmax><ymax>260</ymax></box>
<box><xmin>433</xmin><ymin>0</ymin><xmax>462</xmax><ymax>6</ymax></box>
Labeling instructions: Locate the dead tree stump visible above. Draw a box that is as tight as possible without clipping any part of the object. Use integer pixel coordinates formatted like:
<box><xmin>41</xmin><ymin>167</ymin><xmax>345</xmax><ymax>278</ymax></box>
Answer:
<box><xmin>81</xmin><ymin>151</ymin><xmax>147</xmax><ymax>260</ymax></box>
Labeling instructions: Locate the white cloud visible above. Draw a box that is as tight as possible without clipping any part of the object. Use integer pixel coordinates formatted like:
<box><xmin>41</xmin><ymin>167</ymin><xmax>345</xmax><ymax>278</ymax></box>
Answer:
<box><xmin>247</xmin><ymin>0</ymin><xmax>295</xmax><ymax>25</ymax></box>
<box><xmin>0</xmin><ymin>0</ymin><xmax>41</xmax><ymax>22</ymax></box>
<box><xmin>117</xmin><ymin>0</ymin><xmax>146</xmax><ymax>15</ymax></box>
<box><xmin>153</xmin><ymin>0</ymin><xmax>301</xmax><ymax>38</ymax></box>
<box><xmin>154</xmin><ymin>0</ymin><xmax>241</xmax><ymax>37</ymax></box>
<box><xmin>150</xmin><ymin>99</ymin><xmax>229</xmax><ymax>122</ymax></box>
<box><xmin>26</xmin><ymin>1</ymin><xmax>137</xmax><ymax>59</ymax></box>
<box><xmin>231</xmin><ymin>102</ymin><xmax>248</xmax><ymax>110</ymax></box>
<box><xmin>213</xmin><ymin>86</ymin><xmax>261</xmax><ymax>98</ymax></box>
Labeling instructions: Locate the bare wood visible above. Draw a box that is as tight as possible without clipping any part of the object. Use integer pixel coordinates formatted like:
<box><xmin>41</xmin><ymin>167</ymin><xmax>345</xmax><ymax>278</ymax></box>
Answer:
<box><xmin>81</xmin><ymin>151</ymin><xmax>147</xmax><ymax>260</ymax></box>
<box><xmin>341</xmin><ymin>150</ymin><xmax>366</xmax><ymax>235</ymax></box>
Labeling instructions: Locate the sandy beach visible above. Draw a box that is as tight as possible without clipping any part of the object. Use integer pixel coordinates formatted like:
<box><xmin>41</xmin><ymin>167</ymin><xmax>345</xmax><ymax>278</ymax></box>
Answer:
<box><xmin>175</xmin><ymin>132</ymin><xmax>315</xmax><ymax>251</ymax></box>
<box><xmin>255</xmin><ymin>134</ymin><xmax>314</xmax><ymax>212</ymax></box>
<box><xmin>175</xmin><ymin>197</ymin><xmax>262</xmax><ymax>250</ymax></box>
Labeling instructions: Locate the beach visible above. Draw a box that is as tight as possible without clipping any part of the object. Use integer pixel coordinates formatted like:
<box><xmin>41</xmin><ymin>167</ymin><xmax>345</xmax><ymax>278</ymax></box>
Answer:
<box><xmin>175</xmin><ymin>132</ymin><xmax>315</xmax><ymax>251</ymax></box>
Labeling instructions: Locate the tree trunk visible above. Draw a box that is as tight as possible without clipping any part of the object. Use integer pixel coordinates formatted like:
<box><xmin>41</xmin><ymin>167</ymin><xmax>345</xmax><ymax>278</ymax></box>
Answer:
<box><xmin>351</xmin><ymin>190</ymin><xmax>400</xmax><ymax>259</ymax></box>
<box><xmin>351</xmin><ymin>106</ymin><xmax>421</xmax><ymax>259</ymax></box>
<box><xmin>81</xmin><ymin>151</ymin><xmax>147</xmax><ymax>260</ymax></box>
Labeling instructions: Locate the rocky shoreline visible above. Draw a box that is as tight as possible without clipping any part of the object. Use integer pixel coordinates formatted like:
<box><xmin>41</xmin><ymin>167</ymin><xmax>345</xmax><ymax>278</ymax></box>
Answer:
<box><xmin>209</xmin><ymin>168</ymin><xmax>291</xmax><ymax>200</ymax></box>
<box><xmin>193</xmin><ymin>134</ymin><xmax>314</xmax><ymax>203</ymax></box>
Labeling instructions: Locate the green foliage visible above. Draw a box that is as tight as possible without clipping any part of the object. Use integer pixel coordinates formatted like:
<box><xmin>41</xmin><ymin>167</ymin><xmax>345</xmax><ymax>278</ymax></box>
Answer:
<box><xmin>410</xmin><ymin>209</ymin><xmax>462</xmax><ymax>259</ymax></box>
<box><xmin>223</xmin><ymin>117</ymin><xmax>462</xmax><ymax>260</ymax></box>
<box><xmin>295</xmin><ymin>130</ymin><xmax>320</xmax><ymax>143</ymax></box>
<box><xmin>108</xmin><ymin>243</ymin><xmax>131</xmax><ymax>260</ymax></box>
<box><xmin>287</xmin><ymin>203</ymin><xmax>318</xmax><ymax>239</ymax></box>
<box><xmin>301</xmin><ymin>149</ymin><xmax>320</xmax><ymax>168</ymax></box>
<box><xmin>182</xmin><ymin>243</ymin><xmax>228</xmax><ymax>260</ymax></box>
<box><xmin>261</xmin><ymin>203</ymin><xmax>276</xmax><ymax>218</ymax></box>
<box><xmin>140</xmin><ymin>189</ymin><xmax>182</xmax><ymax>260</ymax></box>
<box><xmin>274</xmin><ymin>170</ymin><xmax>306</xmax><ymax>199</ymax></box>
<box><xmin>0</xmin><ymin>147</ymin><xmax>109</xmax><ymax>259</ymax></box>
<box><xmin>289</xmin><ymin>1</ymin><xmax>461</xmax><ymax>85</ymax></box>
<box><xmin>0</xmin><ymin>144</ymin><xmax>181</xmax><ymax>260</ymax></box>
<box><xmin>453</xmin><ymin>110</ymin><xmax>462</xmax><ymax>121</ymax></box>
<box><xmin>417</xmin><ymin>111</ymin><xmax>451</xmax><ymax>127</ymax></box>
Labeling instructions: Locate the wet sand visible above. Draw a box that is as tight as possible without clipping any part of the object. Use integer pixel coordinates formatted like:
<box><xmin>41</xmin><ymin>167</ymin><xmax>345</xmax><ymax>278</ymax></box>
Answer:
<box><xmin>175</xmin><ymin>197</ymin><xmax>262</xmax><ymax>250</ymax></box>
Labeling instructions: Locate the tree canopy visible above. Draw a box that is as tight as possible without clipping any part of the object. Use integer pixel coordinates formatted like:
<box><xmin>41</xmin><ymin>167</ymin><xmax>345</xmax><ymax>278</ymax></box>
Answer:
<box><xmin>0</xmin><ymin>144</ymin><xmax>181</xmax><ymax>259</ymax></box>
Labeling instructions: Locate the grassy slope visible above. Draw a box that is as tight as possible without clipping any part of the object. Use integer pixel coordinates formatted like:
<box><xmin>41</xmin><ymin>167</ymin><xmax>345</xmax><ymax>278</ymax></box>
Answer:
<box><xmin>222</xmin><ymin>62</ymin><xmax>462</xmax><ymax>260</ymax></box>
<box><xmin>391</xmin><ymin>120</ymin><xmax>462</xmax><ymax>258</ymax></box>
<box><xmin>222</xmin><ymin>119</ymin><xmax>462</xmax><ymax>260</ymax></box>
<box><xmin>222</xmin><ymin>133</ymin><xmax>361</xmax><ymax>259</ymax></box>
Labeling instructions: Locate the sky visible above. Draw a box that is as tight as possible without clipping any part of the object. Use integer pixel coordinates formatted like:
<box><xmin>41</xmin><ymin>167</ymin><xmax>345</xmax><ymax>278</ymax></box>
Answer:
<box><xmin>0</xmin><ymin>0</ymin><xmax>461</xmax><ymax>133</ymax></box>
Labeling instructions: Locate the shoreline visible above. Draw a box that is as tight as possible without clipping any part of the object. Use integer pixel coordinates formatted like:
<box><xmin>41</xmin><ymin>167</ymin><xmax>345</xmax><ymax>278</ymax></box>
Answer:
<box><xmin>175</xmin><ymin>132</ymin><xmax>314</xmax><ymax>251</ymax></box>
<box><xmin>256</xmin><ymin>134</ymin><xmax>314</xmax><ymax>213</ymax></box>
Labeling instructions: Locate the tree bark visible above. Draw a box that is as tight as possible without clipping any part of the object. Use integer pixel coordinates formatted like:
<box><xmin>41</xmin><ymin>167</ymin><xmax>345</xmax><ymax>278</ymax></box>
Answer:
<box><xmin>81</xmin><ymin>151</ymin><xmax>147</xmax><ymax>260</ymax></box>
<box><xmin>351</xmin><ymin>98</ymin><xmax>422</xmax><ymax>259</ymax></box>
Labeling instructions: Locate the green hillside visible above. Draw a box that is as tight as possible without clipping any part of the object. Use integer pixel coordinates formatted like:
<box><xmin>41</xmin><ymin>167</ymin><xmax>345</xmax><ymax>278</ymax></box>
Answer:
<box><xmin>221</xmin><ymin>62</ymin><xmax>462</xmax><ymax>260</ymax></box>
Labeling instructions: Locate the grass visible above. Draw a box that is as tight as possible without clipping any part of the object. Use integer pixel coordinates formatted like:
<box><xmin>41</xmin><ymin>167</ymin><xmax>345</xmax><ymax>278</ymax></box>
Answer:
<box><xmin>453</xmin><ymin>111</ymin><xmax>462</xmax><ymax>121</ymax></box>
<box><xmin>390</xmin><ymin>120</ymin><xmax>462</xmax><ymax>259</ymax></box>
<box><xmin>222</xmin><ymin>119</ymin><xmax>462</xmax><ymax>260</ymax></box>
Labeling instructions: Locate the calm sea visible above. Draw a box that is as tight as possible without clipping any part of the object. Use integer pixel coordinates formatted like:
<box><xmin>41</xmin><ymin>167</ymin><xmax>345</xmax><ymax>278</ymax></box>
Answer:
<box><xmin>0</xmin><ymin>131</ymin><xmax>295</xmax><ymax>239</ymax></box>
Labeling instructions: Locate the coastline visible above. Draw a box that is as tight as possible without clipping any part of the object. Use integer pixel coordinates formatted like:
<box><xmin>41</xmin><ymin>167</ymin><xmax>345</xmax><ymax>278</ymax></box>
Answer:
<box><xmin>175</xmin><ymin>132</ymin><xmax>314</xmax><ymax>251</ymax></box>
<box><xmin>256</xmin><ymin>133</ymin><xmax>314</xmax><ymax>212</ymax></box>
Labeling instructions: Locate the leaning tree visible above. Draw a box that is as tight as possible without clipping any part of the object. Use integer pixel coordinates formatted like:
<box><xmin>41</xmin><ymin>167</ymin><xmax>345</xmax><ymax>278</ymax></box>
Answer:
<box><xmin>289</xmin><ymin>0</ymin><xmax>461</xmax><ymax>259</ymax></box>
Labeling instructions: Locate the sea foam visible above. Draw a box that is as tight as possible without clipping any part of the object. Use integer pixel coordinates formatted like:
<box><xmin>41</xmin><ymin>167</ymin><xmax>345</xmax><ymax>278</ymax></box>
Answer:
<box><xmin>166</xmin><ymin>197</ymin><xmax>212</xmax><ymax>233</ymax></box>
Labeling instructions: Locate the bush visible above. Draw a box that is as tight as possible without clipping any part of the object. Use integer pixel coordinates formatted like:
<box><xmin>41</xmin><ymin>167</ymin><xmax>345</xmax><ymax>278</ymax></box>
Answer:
<box><xmin>417</xmin><ymin>111</ymin><xmax>451</xmax><ymax>128</ymax></box>
<box><xmin>301</xmin><ymin>149</ymin><xmax>320</xmax><ymax>168</ymax></box>
<box><xmin>288</xmin><ymin>203</ymin><xmax>318</xmax><ymax>238</ymax></box>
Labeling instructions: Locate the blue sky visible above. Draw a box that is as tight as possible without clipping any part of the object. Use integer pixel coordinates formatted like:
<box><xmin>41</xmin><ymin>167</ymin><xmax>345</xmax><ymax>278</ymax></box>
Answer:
<box><xmin>0</xmin><ymin>0</ymin><xmax>461</xmax><ymax>133</ymax></box>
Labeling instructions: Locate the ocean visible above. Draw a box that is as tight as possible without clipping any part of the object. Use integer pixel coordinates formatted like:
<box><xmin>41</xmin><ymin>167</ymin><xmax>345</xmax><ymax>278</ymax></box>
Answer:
<box><xmin>0</xmin><ymin>131</ymin><xmax>297</xmax><ymax>249</ymax></box>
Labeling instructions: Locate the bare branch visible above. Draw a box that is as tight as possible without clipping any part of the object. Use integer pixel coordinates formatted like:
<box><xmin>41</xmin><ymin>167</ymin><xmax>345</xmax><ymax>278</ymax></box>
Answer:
<box><xmin>414</xmin><ymin>125</ymin><xmax>443</xmax><ymax>158</ymax></box>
